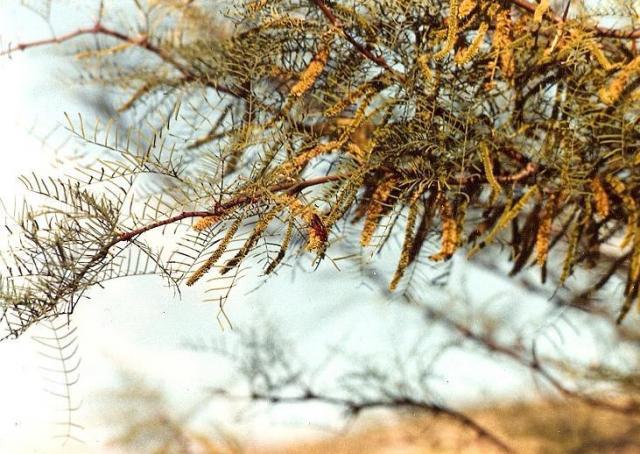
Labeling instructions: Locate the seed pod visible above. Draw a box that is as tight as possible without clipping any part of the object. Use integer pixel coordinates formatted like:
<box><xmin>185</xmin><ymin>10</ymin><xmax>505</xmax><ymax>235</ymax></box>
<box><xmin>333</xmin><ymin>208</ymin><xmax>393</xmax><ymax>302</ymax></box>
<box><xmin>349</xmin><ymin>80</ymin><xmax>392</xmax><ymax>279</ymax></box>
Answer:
<box><xmin>560</xmin><ymin>218</ymin><xmax>581</xmax><ymax>285</ymax></box>
<box><xmin>306</xmin><ymin>213</ymin><xmax>328</xmax><ymax>252</ymax></box>
<box><xmin>617</xmin><ymin>284</ymin><xmax>639</xmax><ymax>324</ymax></box>
<box><xmin>607</xmin><ymin>176</ymin><xmax>638</xmax><ymax>249</ymax></box>
<box><xmin>469</xmin><ymin>186</ymin><xmax>539</xmax><ymax>257</ymax></box>
<box><xmin>629</xmin><ymin>231</ymin><xmax>640</xmax><ymax>284</ymax></box>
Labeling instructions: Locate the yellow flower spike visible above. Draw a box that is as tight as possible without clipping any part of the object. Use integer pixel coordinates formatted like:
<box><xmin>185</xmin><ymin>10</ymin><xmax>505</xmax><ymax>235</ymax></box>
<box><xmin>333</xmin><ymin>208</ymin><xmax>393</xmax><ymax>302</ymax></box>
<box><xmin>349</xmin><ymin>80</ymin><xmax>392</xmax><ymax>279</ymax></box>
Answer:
<box><xmin>455</xmin><ymin>22</ymin><xmax>488</xmax><ymax>65</ymax></box>
<box><xmin>479</xmin><ymin>142</ymin><xmax>501</xmax><ymax>198</ymax></box>
<box><xmin>535</xmin><ymin>197</ymin><xmax>555</xmax><ymax>267</ymax></box>
<box><xmin>75</xmin><ymin>42</ymin><xmax>134</xmax><ymax>60</ymax></box>
<box><xmin>434</xmin><ymin>0</ymin><xmax>459</xmax><ymax>60</ymax></box>
<box><xmin>220</xmin><ymin>208</ymin><xmax>280</xmax><ymax>275</ymax></box>
<box><xmin>458</xmin><ymin>0</ymin><xmax>475</xmax><ymax>19</ymax></box>
<box><xmin>417</xmin><ymin>54</ymin><xmax>433</xmax><ymax>80</ymax></box>
<box><xmin>591</xmin><ymin>177</ymin><xmax>610</xmax><ymax>219</ymax></box>
<box><xmin>186</xmin><ymin>217</ymin><xmax>242</xmax><ymax>286</ymax></box>
<box><xmin>587</xmin><ymin>41</ymin><xmax>615</xmax><ymax>71</ymax></box>
<box><xmin>193</xmin><ymin>215</ymin><xmax>219</xmax><ymax>232</ymax></box>
<box><xmin>389</xmin><ymin>200</ymin><xmax>420</xmax><ymax>291</ymax></box>
<box><xmin>325</xmin><ymin>84</ymin><xmax>376</xmax><ymax>117</ymax></box>
<box><xmin>246</xmin><ymin>0</ymin><xmax>268</xmax><ymax>13</ymax></box>
<box><xmin>430</xmin><ymin>200</ymin><xmax>459</xmax><ymax>262</ymax></box>
<box><xmin>490</xmin><ymin>9</ymin><xmax>515</xmax><ymax>79</ymax></box>
<box><xmin>360</xmin><ymin>178</ymin><xmax>397</xmax><ymax>247</ymax></box>
<box><xmin>278</xmin><ymin>140</ymin><xmax>342</xmax><ymax>176</ymax></box>
<box><xmin>599</xmin><ymin>56</ymin><xmax>640</xmax><ymax>105</ymax></box>
<box><xmin>265</xmin><ymin>219</ymin><xmax>294</xmax><ymax>275</ymax></box>
<box><xmin>290</xmin><ymin>46</ymin><xmax>330</xmax><ymax>97</ymax></box>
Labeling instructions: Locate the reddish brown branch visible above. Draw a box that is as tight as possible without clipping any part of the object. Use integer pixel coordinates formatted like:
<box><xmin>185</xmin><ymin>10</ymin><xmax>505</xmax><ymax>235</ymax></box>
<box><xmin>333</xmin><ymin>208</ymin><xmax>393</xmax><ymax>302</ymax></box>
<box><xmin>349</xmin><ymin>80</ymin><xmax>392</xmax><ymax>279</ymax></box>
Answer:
<box><xmin>44</xmin><ymin>175</ymin><xmax>345</xmax><ymax>323</ymax></box>
<box><xmin>1</xmin><ymin>22</ymin><xmax>183</xmax><ymax>69</ymax></box>
<box><xmin>0</xmin><ymin>18</ymin><xmax>243</xmax><ymax>100</ymax></box>
<box><xmin>210</xmin><ymin>388</ymin><xmax>514</xmax><ymax>453</ymax></box>
<box><xmin>114</xmin><ymin>174</ymin><xmax>346</xmax><ymax>245</ymax></box>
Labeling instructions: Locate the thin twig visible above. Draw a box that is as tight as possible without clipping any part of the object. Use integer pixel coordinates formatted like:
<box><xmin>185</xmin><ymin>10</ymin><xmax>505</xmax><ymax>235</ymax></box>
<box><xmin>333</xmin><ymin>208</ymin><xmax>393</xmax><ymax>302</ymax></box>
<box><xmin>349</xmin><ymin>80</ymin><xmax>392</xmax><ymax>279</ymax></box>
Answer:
<box><xmin>0</xmin><ymin>19</ymin><xmax>242</xmax><ymax>99</ymax></box>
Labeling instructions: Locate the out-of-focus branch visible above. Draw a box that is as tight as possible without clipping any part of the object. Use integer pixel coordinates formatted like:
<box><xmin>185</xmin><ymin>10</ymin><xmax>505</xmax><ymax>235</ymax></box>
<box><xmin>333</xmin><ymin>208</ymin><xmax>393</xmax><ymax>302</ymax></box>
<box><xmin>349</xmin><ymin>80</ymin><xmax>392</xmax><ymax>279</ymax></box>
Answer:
<box><xmin>418</xmin><ymin>299</ymin><xmax>640</xmax><ymax>416</ymax></box>
<box><xmin>208</xmin><ymin>386</ymin><xmax>515</xmax><ymax>453</ymax></box>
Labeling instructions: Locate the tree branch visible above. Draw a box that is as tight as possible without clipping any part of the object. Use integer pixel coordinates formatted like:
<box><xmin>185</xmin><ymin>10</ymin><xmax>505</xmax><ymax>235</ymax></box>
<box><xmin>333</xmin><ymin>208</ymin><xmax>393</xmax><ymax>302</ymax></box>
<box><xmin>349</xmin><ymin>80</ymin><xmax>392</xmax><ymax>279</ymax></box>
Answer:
<box><xmin>209</xmin><ymin>387</ymin><xmax>514</xmax><ymax>453</ymax></box>
<box><xmin>113</xmin><ymin>174</ymin><xmax>346</xmax><ymax>245</ymax></box>
<box><xmin>0</xmin><ymin>18</ymin><xmax>243</xmax><ymax>100</ymax></box>
<box><xmin>419</xmin><ymin>300</ymin><xmax>640</xmax><ymax>416</ymax></box>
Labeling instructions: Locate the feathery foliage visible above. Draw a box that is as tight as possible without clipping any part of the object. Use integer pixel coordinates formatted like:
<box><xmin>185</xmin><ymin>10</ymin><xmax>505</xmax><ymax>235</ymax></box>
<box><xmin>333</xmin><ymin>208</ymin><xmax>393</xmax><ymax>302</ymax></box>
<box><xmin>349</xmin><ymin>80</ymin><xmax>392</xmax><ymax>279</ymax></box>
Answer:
<box><xmin>2</xmin><ymin>0</ymin><xmax>640</xmax><ymax>338</ymax></box>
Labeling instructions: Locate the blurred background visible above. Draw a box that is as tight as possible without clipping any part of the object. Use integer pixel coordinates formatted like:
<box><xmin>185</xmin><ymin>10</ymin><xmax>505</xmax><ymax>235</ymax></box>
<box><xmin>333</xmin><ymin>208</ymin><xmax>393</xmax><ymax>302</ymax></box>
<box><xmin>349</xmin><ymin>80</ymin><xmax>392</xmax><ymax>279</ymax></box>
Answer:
<box><xmin>1</xmin><ymin>1</ymin><xmax>640</xmax><ymax>453</ymax></box>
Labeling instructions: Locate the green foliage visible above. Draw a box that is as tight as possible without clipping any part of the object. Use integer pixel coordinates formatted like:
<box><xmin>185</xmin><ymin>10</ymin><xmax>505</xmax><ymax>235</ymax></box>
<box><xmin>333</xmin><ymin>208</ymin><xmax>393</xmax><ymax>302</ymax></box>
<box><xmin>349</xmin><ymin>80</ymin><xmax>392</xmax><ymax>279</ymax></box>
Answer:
<box><xmin>2</xmin><ymin>0</ymin><xmax>640</xmax><ymax>338</ymax></box>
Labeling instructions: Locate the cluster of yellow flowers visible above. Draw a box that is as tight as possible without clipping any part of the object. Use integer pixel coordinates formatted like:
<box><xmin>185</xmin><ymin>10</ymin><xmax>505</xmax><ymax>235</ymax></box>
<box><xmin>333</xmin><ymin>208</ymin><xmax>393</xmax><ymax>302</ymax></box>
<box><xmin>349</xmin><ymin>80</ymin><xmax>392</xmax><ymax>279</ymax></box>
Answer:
<box><xmin>389</xmin><ymin>201</ymin><xmax>420</xmax><ymax>290</ymax></box>
<box><xmin>290</xmin><ymin>46</ymin><xmax>330</xmax><ymax>97</ymax></box>
<box><xmin>430</xmin><ymin>200</ymin><xmax>460</xmax><ymax>262</ymax></box>
<box><xmin>186</xmin><ymin>218</ymin><xmax>242</xmax><ymax>286</ymax></box>
<box><xmin>591</xmin><ymin>177</ymin><xmax>610</xmax><ymax>219</ymax></box>
<box><xmin>535</xmin><ymin>197</ymin><xmax>555</xmax><ymax>267</ymax></box>
<box><xmin>599</xmin><ymin>56</ymin><xmax>640</xmax><ymax>105</ymax></box>
<box><xmin>360</xmin><ymin>178</ymin><xmax>398</xmax><ymax>247</ymax></box>
<box><xmin>277</xmin><ymin>141</ymin><xmax>342</xmax><ymax>176</ymax></box>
